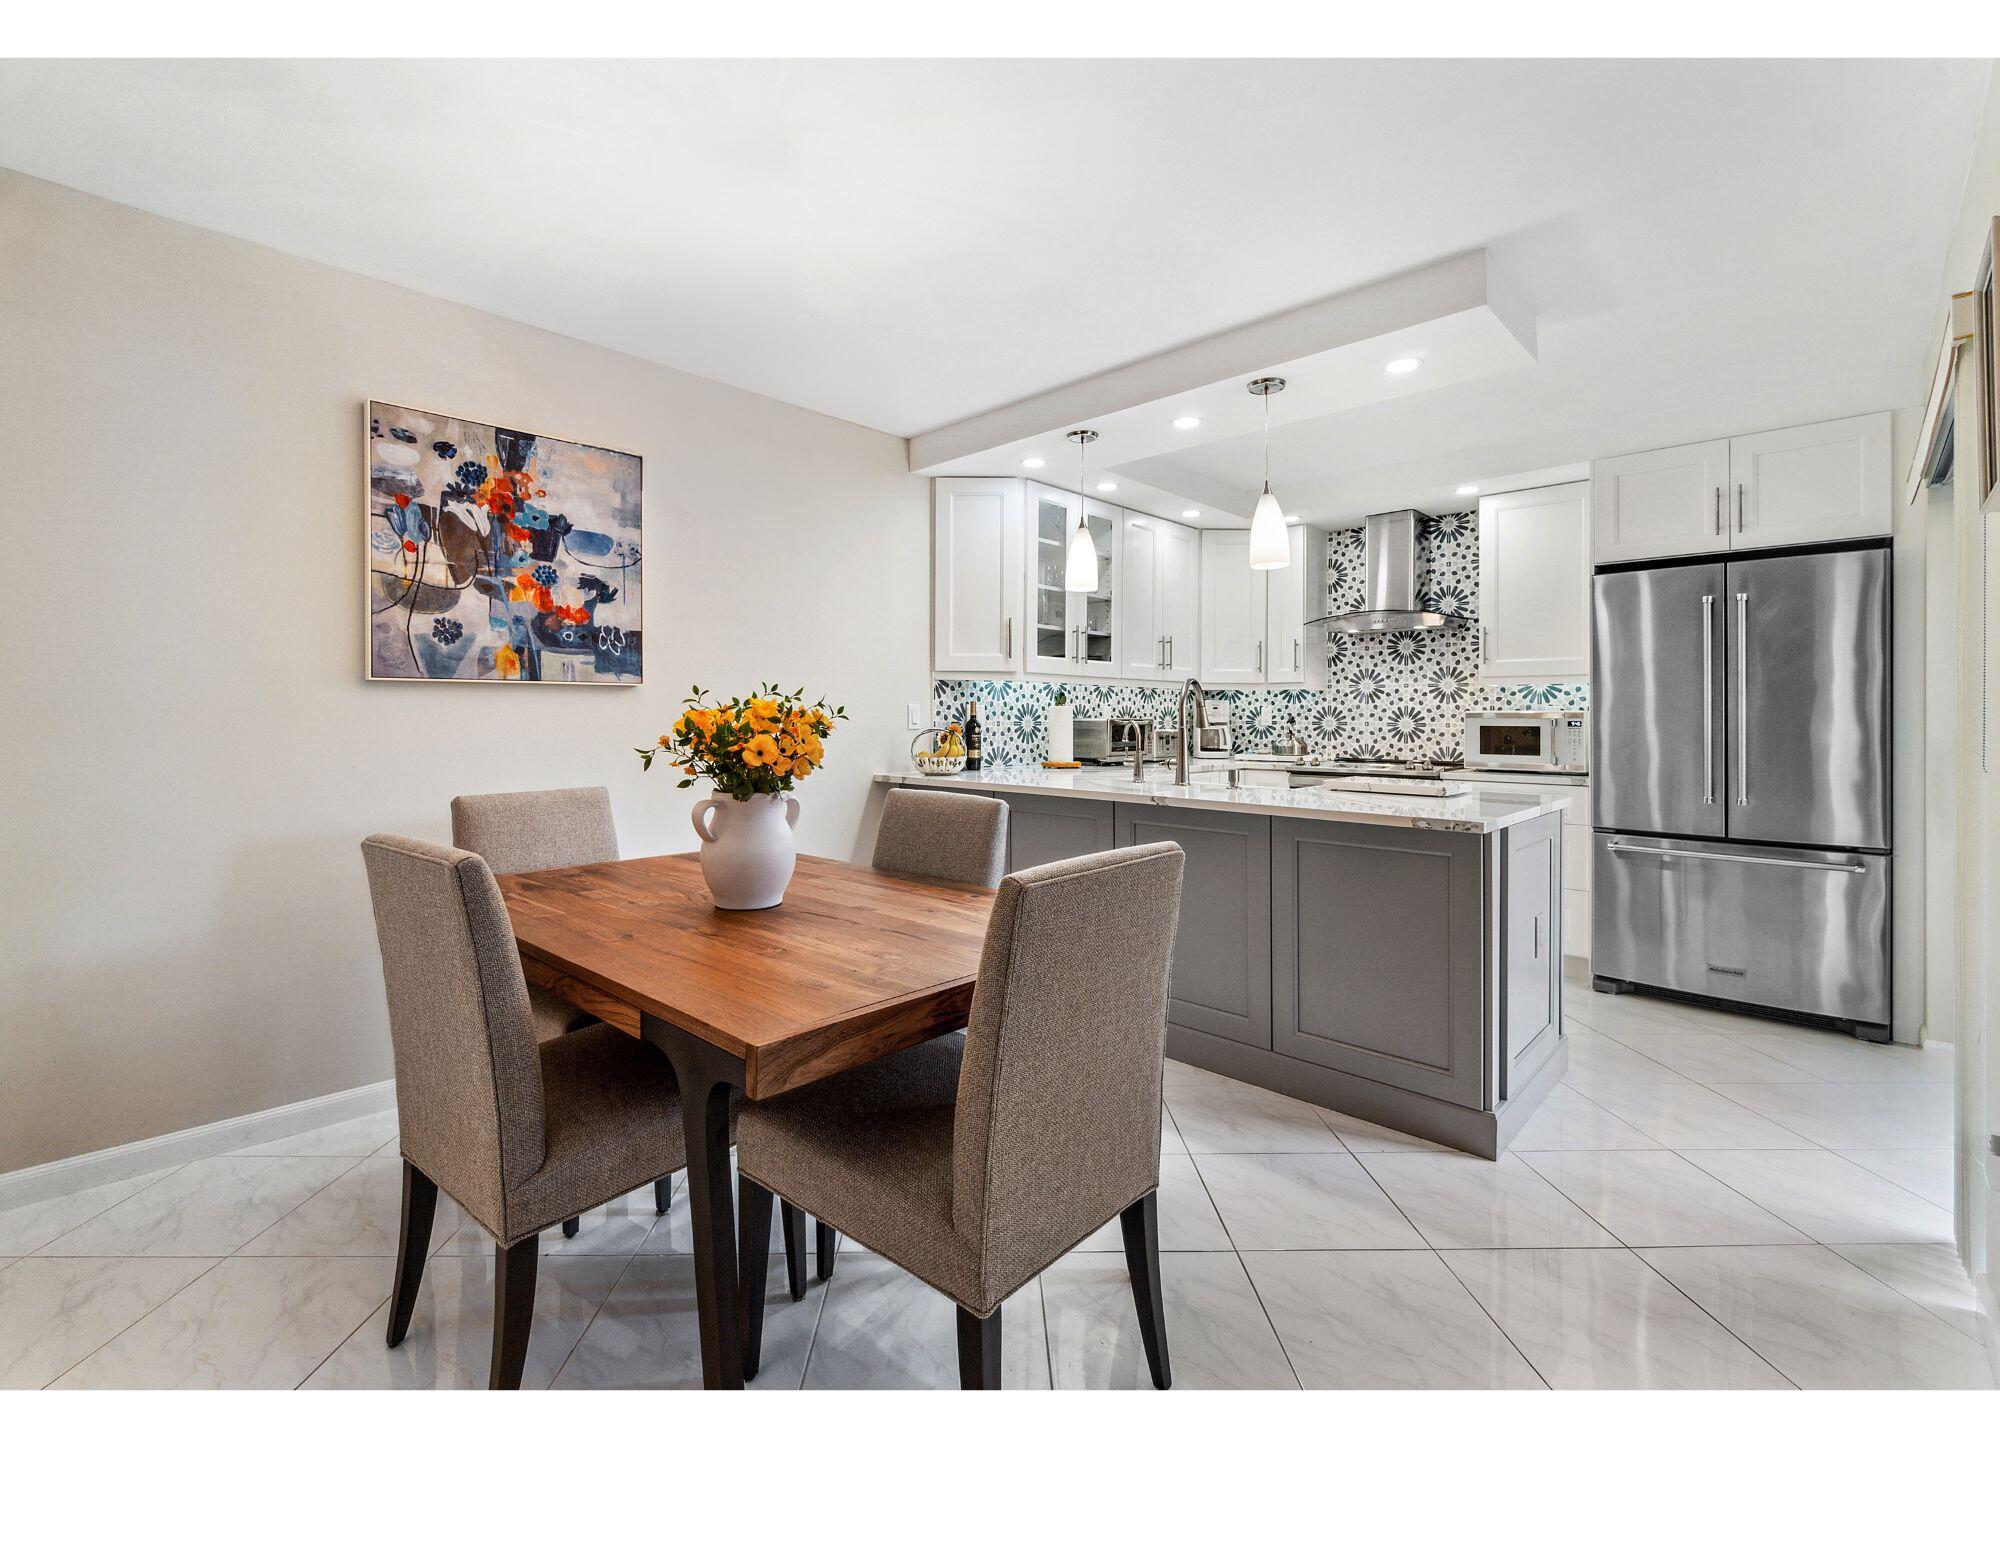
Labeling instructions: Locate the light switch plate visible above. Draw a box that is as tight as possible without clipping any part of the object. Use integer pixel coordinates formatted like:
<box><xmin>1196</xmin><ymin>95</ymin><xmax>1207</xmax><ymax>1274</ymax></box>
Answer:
<box><xmin>906</xmin><ymin>703</ymin><xmax>924</xmax><ymax>728</ymax></box>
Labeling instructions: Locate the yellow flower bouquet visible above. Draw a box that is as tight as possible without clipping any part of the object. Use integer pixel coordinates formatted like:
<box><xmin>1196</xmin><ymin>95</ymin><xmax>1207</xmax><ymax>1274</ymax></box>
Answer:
<box><xmin>637</xmin><ymin>683</ymin><xmax>848</xmax><ymax>801</ymax></box>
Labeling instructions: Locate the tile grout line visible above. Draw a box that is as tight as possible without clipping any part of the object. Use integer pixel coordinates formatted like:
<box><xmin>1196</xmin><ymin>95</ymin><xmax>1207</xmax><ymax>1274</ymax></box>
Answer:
<box><xmin>11</xmin><ymin>1162</ymin><xmax>192</xmax><ymax>1257</ymax></box>
<box><xmin>1823</xmin><ymin>1244</ymin><xmax>1992</xmax><ymax>1347</ymax></box>
<box><xmin>1509</xmin><ymin>1151</ymin><xmax>1801</xmax><ymax>1389</ymax></box>
<box><xmin>1326</xmin><ymin>1120</ymin><xmax>1554</xmax><ymax>1390</ymax></box>
<box><xmin>38</xmin><ymin>1253</ymin><xmax>236</xmax><ymax>1389</ymax></box>
<box><xmin>1172</xmin><ymin>1122</ymin><xmax>1303</xmax><ymax>1390</ymax></box>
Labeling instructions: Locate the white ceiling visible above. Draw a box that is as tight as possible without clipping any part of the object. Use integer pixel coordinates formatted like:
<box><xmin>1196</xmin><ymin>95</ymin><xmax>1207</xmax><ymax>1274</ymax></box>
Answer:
<box><xmin>0</xmin><ymin>58</ymin><xmax>1987</xmax><ymax>519</ymax></box>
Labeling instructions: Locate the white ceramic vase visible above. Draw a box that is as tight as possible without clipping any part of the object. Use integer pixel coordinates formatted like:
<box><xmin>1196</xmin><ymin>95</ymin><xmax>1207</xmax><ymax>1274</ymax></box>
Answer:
<box><xmin>1047</xmin><ymin>702</ymin><xmax>1074</xmax><ymax>762</ymax></box>
<box><xmin>690</xmin><ymin>791</ymin><xmax>800</xmax><ymax>909</ymax></box>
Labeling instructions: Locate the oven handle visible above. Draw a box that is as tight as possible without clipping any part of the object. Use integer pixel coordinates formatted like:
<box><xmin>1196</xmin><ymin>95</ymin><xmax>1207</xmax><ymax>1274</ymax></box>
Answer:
<box><xmin>1605</xmin><ymin>842</ymin><xmax>1865</xmax><ymax>875</ymax></box>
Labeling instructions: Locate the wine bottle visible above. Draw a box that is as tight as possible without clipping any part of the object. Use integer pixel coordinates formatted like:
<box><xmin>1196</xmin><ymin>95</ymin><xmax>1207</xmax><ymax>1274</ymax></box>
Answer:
<box><xmin>965</xmin><ymin>700</ymin><xmax>983</xmax><ymax>771</ymax></box>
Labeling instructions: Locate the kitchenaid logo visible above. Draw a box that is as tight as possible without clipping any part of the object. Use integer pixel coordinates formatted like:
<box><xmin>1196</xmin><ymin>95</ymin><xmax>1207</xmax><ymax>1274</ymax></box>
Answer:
<box><xmin>1705</xmin><ymin>964</ymin><xmax>1748</xmax><ymax>976</ymax></box>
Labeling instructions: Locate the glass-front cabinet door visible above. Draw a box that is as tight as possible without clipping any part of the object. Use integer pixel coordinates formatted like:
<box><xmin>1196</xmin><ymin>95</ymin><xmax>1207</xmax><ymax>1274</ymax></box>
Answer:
<box><xmin>1025</xmin><ymin>484</ymin><xmax>1120</xmax><ymax>677</ymax></box>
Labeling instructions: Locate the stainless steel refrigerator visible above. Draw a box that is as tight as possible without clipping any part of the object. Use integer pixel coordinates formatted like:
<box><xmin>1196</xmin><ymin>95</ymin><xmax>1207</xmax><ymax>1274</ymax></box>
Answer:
<box><xmin>1590</xmin><ymin>544</ymin><xmax>1892</xmax><ymax>1038</ymax></box>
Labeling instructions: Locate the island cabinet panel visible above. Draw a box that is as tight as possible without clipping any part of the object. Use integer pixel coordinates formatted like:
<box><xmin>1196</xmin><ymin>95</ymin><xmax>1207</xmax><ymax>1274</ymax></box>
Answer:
<box><xmin>1501</xmin><ymin>812</ymin><xmax>1563</xmax><ymax>1100</ymax></box>
<box><xmin>1001</xmin><ymin>792</ymin><xmax>1116</xmax><ymax>872</ymax></box>
<box><xmin>1113</xmin><ymin>804</ymin><xmax>1273</xmax><ymax>1049</ymax></box>
<box><xmin>1271</xmin><ymin>822</ymin><xmax>1487</xmax><ymax>1106</ymax></box>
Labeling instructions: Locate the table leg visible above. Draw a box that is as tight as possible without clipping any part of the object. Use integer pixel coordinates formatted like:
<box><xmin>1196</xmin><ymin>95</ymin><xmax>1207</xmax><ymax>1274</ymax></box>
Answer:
<box><xmin>643</xmin><ymin>1013</ymin><xmax>747</xmax><ymax>1391</ymax></box>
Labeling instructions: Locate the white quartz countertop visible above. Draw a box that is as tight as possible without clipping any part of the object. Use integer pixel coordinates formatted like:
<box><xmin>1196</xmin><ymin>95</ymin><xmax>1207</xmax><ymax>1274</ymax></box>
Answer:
<box><xmin>875</xmin><ymin>765</ymin><xmax>1569</xmax><ymax>834</ymax></box>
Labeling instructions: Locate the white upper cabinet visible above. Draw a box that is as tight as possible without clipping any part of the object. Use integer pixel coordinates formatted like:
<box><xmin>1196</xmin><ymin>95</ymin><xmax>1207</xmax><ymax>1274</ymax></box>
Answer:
<box><xmin>1121</xmin><ymin>513</ymin><xmax>1199</xmax><ymax>678</ymax></box>
<box><xmin>1264</xmin><ymin>525</ymin><xmax>1315</xmax><ymax>683</ymax></box>
<box><xmin>932</xmin><ymin>478</ymin><xmax>1023</xmax><ymax>674</ymax></box>
<box><xmin>1729</xmin><ymin>412</ymin><xmax>1891</xmax><ymax>550</ymax></box>
<box><xmin>1591</xmin><ymin>439</ymin><xmax>1730</xmax><ymax>563</ymax></box>
<box><xmin>1119</xmin><ymin>514</ymin><xmax>1162</xmax><ymax>677</ymax></box>
<box><xmin>1157</xmin><ymin>518</ymin><xmax>1198</xmax><ymax>677</ymax></box>
<box><xmin>1200</xmin><ymin>525</ymin><xmax>1318</xmax><ymax>685</ymax></box>
<box><xmin>1591</xmin><ymin>412</ymin><xmax>1891</xmax><ymax>564</ymax></box>
<box><xmin>1199</xmin><ymin>529</ymin><xmax>1267</xmax><ymax>684</ymax></box>
<box><xmin>1478</xmin><ymin>482</ymin><xmax>1590</xmax><ymax>679</ymax></box>
<box><xmin>1025</xmin><ymin>486</ymin><xmax>1120</xmax><ymax>678</ymax></box>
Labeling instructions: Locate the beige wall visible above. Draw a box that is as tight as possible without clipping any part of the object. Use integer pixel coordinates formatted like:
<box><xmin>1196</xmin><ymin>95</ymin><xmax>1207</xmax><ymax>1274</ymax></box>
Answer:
<box><xmin>0</xmin><ymin>169</ymin><xmax>930</xmax><ymax>1173</ymax></box>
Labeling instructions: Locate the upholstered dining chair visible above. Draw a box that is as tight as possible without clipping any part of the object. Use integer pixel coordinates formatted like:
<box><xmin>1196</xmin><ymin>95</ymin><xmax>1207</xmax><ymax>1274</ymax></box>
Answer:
<box><xmin>452</xmin><ymin>786</ymin><xmax>676</xmax><ymax>1234</ymax></box>
<box><xmin>361</xmin><ymin>834</ymin><xmax>689</xmax><ymax>1388</ymax></box>
<box><xmin>774</xmin><ymin>786</ymin><xmax>1016</xmax><ymax>1289</ymax></box>
<box><xmin>451</xmin><ymin>786</ymin><xmax>619</xmax><ymax>1042</ymax></box>
<box><xmin>735</xmin><ymin>842</ymin><xmax>1184</xmax><ymax>1390</ymax></box>
<box><xmin>872</xmin><ymin>786</ymin><xmax>1009</xmax><ymax>888</ymax></box>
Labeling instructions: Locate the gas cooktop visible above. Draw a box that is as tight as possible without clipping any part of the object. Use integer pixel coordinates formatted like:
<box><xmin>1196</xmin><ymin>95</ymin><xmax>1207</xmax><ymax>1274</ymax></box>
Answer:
<box><xmin>1312</xmin><ymin>758</ymin><xmax>1465</xmax><ymax>778</ymax></box>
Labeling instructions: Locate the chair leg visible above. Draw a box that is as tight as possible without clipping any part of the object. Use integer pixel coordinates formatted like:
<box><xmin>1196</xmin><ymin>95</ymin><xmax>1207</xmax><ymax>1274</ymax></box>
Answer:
<box><xmin>655</xmin><ymin>1174</ymin><xmax>673</xmax><ymax>1216</ymax></box>
<box><xmin>490</xmin><ymin>1236</ymin><xmax>539</xmax><ymax>1390</ymax></box>
<box><xmin>956</xmin><ymin>1305</ymin><xmax>1002</xmax><ymax>1390</ymax></box>
<box><xmin>815</xmin><ymin>1219</ymin><xmax>836</xmax><ymax>1281</ymax></box>
<box><xmin>779</xmin><ymin>1201</ymin><xmax>808</xmax><ymax>1302</ymax></box>
<box><xmin>737</xmin><ymin>1174</ymin><xmax>774</xmax><ymax>1382</ymax></box>
<box><xmin>1119</xmin><ymin>1191</ymin><xmax>1171</xmax><ymax>1390</ymax></box>
<box><xmin>385</xmin><ymin>1161</ymin><xmax>437</xmax><ymax>1348</ymax></box>
<box><xmin>561</xmin><ymin>1216</ymin><xmax>580</xmax><ymax>1238</ymax></box>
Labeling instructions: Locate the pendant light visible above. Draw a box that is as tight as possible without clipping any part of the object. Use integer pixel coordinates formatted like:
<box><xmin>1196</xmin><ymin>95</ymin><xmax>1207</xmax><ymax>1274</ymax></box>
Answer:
<box><xmin>1247</xmin><ymin>376</ymin><xmax>1291</xmax><ymax>570</ymax></box>
<box><xmin>1064</xmin><ymin>429</ymin><xmax>1100</xmax><ymax>592</ymax></box>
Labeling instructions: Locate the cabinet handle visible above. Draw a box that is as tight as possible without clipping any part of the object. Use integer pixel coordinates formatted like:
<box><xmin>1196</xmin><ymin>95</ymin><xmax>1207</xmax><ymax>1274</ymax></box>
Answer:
<box><xmin>1005</xmin><ymin>616</ymin><xmax>1013</xmax><ymax>659</ymax></box>
<box><xmin>1157</xmin><ymin>635</ymin><xmax>1166</xmax><ymax>670</ymax></box>
<box><xmin>1533</xmin><ymin>916</ymin><xmax>1541</xmax><ymax>958</ymax></box>
<box><xmin>1713</xmin><ymin>486</ymin><xmax>1721</xmax><ymax>536</ymax></box>
<box><xmin>1736</xmin><ymin>483</ymin><xmax>1744</xmax><ymax>533</ymax></box>
<box><xmin>1256</xmin><ymin>640</ymin><xmax>1264</xmax><ymax>674</ymax></box>
<box><xmin>1167</xmin><ymin>635</ymin><xmax>1174</xmax><ymax>668</ymax></box>
<box><xmin>1293</xmin><ymin>639</ymin><xmax>1300</xmax><ymax>670</ymax></box>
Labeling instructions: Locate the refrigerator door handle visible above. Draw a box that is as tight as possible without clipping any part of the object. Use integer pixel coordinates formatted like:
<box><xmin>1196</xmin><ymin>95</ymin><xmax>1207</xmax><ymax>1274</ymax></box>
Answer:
<box><xmin>1734</xmin><ymin>592</ymin><xmax>1749</xmax><ymax>807</ymax></box>
<box><xmin>1701</xmin><ymin>594</ymin><xmax>1715</xmax><ymax>804</ymax></box>
<box><xmin>1604</xmin><ymin>842</ymin><xmax>1866</xmax><ymax>875</ymax></box>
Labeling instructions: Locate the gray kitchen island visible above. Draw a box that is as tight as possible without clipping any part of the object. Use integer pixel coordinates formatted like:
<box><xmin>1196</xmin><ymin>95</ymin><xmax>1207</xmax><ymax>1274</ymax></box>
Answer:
<box><xmin>874</xmin><ymin>766</ymin><xmax>1571</xmax><ymax>1158</ymax></box>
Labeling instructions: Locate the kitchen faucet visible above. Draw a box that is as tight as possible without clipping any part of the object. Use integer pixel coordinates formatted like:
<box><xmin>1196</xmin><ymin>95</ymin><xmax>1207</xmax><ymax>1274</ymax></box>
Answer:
<box><xmin>1176</xmin><ymin>678</ymin><xmax>1207</xmax><ymax>787</ymax></box>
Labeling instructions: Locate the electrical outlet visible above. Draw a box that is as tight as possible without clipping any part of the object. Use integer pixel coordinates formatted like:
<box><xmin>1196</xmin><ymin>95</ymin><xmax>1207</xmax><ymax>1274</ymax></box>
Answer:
<box><xmin>906</xmin><ymin>703</ymin><xmax>924</xmax><ymax>728</ymax></box>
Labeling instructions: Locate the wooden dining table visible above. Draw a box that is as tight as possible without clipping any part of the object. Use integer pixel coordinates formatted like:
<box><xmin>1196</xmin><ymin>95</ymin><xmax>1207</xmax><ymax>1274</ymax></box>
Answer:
<box><xmin>496</xmin><ymin>850</ymin><xmax>995</xmax><ymax>1389</ymax></box>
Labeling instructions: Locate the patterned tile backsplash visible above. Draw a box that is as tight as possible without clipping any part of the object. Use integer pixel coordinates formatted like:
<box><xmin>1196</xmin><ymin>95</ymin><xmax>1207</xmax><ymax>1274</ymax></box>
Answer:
<box><xmin>934</xmin><ymin>510</ymin><xmax>1588</xmax><ymax>766</ymax></box>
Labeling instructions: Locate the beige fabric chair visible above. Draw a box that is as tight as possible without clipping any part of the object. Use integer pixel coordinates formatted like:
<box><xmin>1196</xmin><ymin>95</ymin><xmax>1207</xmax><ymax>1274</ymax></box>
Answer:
<box><xmin>451</xmin><ymin>785</ymin><xmax>678</xmax><ymax>1234</ymax></box>
<box><xmin>361</xmin><ymin>834</ymin><xmax>687</xmax><ymax>1388</ymax></box>
<box><xmin>782</xmin><ymin>786</ymin><xmax>1012</xmax><ymax>1288</ymax></box>
<box><xmin>735</xmin><ymin>842</ymin><xmax>1184</xmax><ymax>1389</ymax></box>
<box><xmin>873</xmin><ymin>787</ymin><xmax>1008</xmax><ymax>888</ymax></box>
<box><xmin>451</xmin><ymin>786</ymin><xmax>619</xmax><ymax>1043</ymax></box>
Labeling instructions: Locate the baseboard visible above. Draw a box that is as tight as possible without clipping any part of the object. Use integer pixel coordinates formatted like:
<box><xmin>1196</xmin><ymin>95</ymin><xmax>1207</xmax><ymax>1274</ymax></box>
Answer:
<box><xmin>0</xmin><ymin>1079</ymin><xmax>397</xmax><ymax>1214</ymax></box>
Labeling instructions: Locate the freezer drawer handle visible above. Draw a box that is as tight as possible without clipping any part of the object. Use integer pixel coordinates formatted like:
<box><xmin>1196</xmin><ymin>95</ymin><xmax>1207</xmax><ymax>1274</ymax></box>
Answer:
<box><xmin>1701</xmin><ymin>594</ymin><xmax>1715</xmax><ymax>804</ymax></box>
<box><xmin>1605</xmin><ymin>842</ymin><xmax>1866</xmax><ymax>875</ymax></box>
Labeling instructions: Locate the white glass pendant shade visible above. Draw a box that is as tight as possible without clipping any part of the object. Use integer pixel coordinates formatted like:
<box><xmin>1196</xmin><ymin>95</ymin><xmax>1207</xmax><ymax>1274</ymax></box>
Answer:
<box><xmin>1248</xmin><ymin>487</ymin><xmax>1290</xmax><ymax>569</ymax></box>
<box><xmin>1064</xmin><ymin>517</ymin><xmax>1098</xmax><ymax>591</ymax></box>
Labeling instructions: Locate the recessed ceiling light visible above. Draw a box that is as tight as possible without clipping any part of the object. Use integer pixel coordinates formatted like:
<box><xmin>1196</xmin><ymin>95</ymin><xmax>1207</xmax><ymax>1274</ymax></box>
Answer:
<box><xmin>1285</xmin><ymin>515</ymin><xmax>1301</xmax><ymax>526</ymax></box>
<box><xmin>1097</xmin><ymin>481</ymin><xmax>1118</xmax><ymax>492</ymax></box>
<box><xmin>1385</xmin><ymin>357</ymin><xmax>1422</xmax><ymax>375</ymax></box>
<box><xmin>1181</xmin><ymin>509</ymin><xmax>1201</xmax><ymax>520</ymax></box>
<box><xmin>1022</xmin><ymin>456</ymin><xmax>1045</xmax><ymax>468</ymax></box>
<box><xmin>1172</xmin><ymin>415</ymin><xmax>1202</xmax><ymax>430</ymax></box>
<box><xmin>1456</xmin><ymin>483</ymin><xmax>1479</xmax><ymax>496</ymax></box>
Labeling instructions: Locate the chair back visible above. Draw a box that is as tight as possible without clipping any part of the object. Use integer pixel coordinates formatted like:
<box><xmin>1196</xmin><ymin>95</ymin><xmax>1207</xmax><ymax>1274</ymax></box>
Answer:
<box><xmin>360</xmin><ymin>834</ymin><xmax>545</xmax><ymax>1237</ymax></box>
<box><xmin>873</xmin><ymin>787</ymin><xmax>1008</xmax><ymax>888</ymax></box>
<box><xmin>950</xmin><ymin>842</ymin><xmax>1184</xmax><ymax>1300</ymax></box>
<box><xmin>450</xmin><ymin>786</ymin><xmax>618</xmax><ymax>875</ymax></box>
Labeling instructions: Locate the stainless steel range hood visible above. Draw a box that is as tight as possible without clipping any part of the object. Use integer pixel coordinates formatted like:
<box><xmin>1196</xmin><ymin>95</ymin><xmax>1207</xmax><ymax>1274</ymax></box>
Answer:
<box><xmin>1308</xmin><ymin>509</ymin><xmax>1466</xmax><ymax>634</ymax></box>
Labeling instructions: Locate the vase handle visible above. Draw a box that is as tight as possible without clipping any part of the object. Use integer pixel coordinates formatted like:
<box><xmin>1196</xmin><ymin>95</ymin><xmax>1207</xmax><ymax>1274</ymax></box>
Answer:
<box><xmin>783</xmin><ymin>796</ymin><xmax>800</xmax><ymax>829</ymax></box>
<box><xmin>690</xmin><ymin>796</ymin><xmax>721</xmax><ymax>845</ymax></box>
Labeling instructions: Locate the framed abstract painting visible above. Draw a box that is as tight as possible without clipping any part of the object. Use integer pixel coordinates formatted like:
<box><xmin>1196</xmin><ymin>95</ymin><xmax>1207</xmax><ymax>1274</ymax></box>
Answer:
<box><xmin>365</xmin><ymin>400</ymin><xmax>643</xmax><ymax>683</ymax></box>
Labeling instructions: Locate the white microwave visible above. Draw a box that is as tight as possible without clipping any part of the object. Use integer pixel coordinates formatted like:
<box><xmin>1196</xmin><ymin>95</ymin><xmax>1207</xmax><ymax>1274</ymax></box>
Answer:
<box><xmin>1461</xmin><ymin>711</ymin><xmax>1589</xmax><ymax>773</ymax></box>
